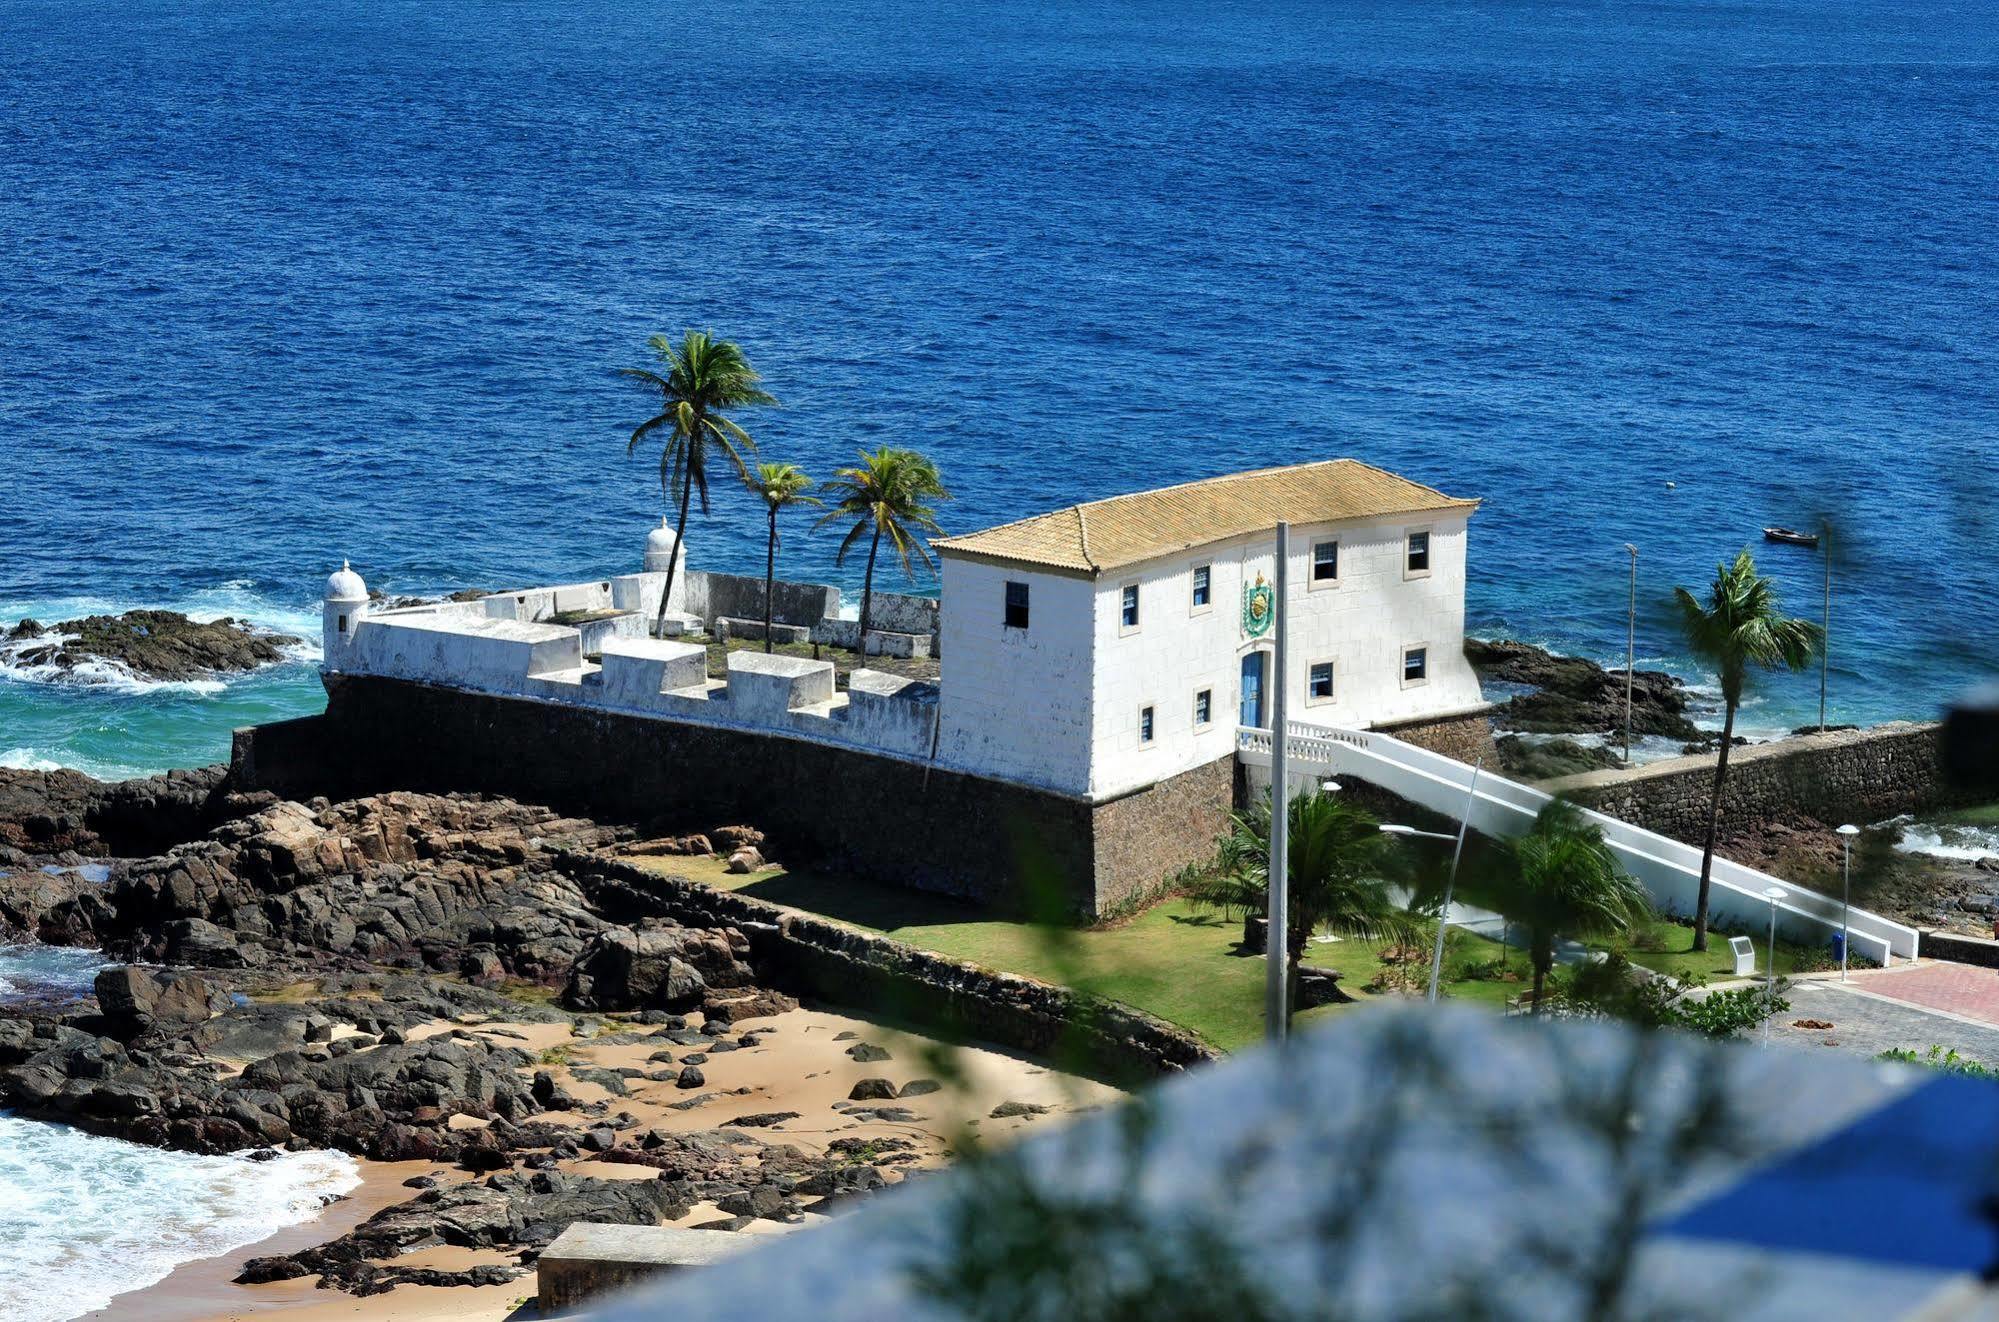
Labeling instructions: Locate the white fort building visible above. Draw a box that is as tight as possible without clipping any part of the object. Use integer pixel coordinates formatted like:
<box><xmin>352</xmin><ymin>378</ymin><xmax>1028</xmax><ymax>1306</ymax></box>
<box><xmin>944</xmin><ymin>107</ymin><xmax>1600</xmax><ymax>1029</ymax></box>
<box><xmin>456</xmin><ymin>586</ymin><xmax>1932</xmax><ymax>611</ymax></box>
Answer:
<box><xmin>322</xmin><ymin>459</ymin><xmax>1489</xmax><ymax>799</ymax></box>
<box><xmin>310</xmin><ymin>455</ymin><xmax>1919</xmax><ymax>959</ymax></box>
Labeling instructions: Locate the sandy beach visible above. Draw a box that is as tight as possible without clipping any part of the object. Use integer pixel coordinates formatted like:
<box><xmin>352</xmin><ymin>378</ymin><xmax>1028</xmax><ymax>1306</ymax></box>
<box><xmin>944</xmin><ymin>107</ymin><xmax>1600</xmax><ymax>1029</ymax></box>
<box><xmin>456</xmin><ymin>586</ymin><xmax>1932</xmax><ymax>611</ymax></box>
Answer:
<box><xmin>84</xmin><ymin>1001</ymin><xmax>1118</xmax><ymax>1322</ymax></box>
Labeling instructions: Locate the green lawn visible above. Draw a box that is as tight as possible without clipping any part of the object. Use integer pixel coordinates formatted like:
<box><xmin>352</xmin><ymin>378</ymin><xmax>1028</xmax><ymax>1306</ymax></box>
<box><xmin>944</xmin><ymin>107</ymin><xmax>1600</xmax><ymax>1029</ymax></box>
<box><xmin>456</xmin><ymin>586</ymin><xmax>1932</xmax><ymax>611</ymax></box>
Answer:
<box><xmin>639</xmin><ymin>854</ymin><xmax>1518</xmax><ymax>1052</ymax></box>
<box><xmin>1622</xmin><ymin>917</ymin><xmax>1803</xmax><ymax>982</ymax></box>
<box><xmin>1942</xmin><ymin>802</ymin><xmax>1999</xmax><ymax>828</ymax></box>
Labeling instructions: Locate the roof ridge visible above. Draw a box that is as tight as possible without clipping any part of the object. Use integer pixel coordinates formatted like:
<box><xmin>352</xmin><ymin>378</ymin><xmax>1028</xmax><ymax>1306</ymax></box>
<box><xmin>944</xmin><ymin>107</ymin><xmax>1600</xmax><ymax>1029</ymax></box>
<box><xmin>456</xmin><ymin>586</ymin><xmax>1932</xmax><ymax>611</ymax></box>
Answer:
<box><xmin>1071</xmin><ymin>457</ymin><xmax>1354</xmax><ymax>514</ymax></box>
<box><xmin>1074</xmin><ymin>505</ymin><xmax>1098</xmax><ymax>572</ymax></box>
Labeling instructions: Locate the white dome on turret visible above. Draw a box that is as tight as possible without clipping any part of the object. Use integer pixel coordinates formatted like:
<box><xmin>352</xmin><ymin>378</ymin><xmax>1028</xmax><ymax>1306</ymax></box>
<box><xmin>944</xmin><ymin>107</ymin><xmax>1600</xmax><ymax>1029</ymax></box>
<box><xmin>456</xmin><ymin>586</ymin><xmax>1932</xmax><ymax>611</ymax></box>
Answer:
<box><xmin>644</xmin><ymin>519</ymin><xmax>684</xmax><ymax>573</ymax></box>
<box><xmin>324</xmin><ymin>560</ymin><xmax>368</xmax><ymax>602</ymax></box>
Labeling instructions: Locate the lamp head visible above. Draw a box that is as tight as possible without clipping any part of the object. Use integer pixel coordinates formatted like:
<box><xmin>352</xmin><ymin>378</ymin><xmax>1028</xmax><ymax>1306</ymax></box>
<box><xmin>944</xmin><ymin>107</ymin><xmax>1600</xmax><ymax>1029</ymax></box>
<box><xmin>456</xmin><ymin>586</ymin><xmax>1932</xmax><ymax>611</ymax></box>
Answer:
<box><xmin>1836</xmin><ymin>824</ymin><xmax>1861</xmax><ymax>838</ymax></box>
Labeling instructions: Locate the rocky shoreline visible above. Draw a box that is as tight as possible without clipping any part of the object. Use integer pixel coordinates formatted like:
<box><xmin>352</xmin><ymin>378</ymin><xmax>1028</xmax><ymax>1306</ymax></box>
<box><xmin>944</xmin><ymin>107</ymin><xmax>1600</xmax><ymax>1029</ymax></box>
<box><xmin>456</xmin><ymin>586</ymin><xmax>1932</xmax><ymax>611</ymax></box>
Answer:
<box><xmin>0</xmin><ymin>774</ymin><xmax>1107</xmax><ymax>1314</ymax></box>
<box><xmin>1467</xmin><ymin>637</ymin><xmax>1712</xmax><ymax>779</ymax></box>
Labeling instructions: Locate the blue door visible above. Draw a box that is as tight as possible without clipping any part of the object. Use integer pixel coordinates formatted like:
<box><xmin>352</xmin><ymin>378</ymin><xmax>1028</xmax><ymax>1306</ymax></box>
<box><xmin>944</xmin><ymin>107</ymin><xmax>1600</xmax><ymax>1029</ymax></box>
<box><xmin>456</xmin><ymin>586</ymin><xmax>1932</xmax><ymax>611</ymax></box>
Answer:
<box><xmin>1240</xmin><ymin>651</ymin><xmax>1267</xmax><ymax>728</ymax></box>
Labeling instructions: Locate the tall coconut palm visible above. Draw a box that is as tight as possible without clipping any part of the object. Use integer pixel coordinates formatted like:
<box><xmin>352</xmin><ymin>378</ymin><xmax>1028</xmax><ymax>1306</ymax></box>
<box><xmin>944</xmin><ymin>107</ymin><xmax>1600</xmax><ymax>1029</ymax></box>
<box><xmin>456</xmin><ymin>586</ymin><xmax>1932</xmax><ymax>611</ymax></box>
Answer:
<box><xmin>1188</xmin><ymin>791</ymin><xmax>1414</xmax><ymax>1025</ymax></box>
<box><xmin>817</xmin><ymin>447</ymin><xmax>949</xmax><ymax>651</ymax></box>
<box><xmin>742</xmin><ymin>462</ymin><xmax>820</xmax><ymax>654</ymax></box>
<box><xmin>1463</xmin><ymin>799</ymin><xmax>1652</xmax><ymax>1014</ymax></box>
<box><xmin>1675</xmin><ymin>550</ymin><xmax>1823</xmax><ymax>950</ymax></box>
<box><xmin>622</xmin><ymin>331</ymin><xmax>776</xmax><ymax>636</ymax></box>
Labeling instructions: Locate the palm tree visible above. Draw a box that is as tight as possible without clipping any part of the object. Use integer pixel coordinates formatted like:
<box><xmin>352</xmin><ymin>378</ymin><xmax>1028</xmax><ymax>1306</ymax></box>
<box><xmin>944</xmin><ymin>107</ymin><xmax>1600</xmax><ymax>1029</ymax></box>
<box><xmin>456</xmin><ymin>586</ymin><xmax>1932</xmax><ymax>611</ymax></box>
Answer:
<box><xmin>742</xmin><ymin>462</ymin><xmax>820</xmax><ymax>653</ymax></box>
<box><xmin>817</xmin><ymin>447</ymin><xmax>949</xmax><ymax>651</ymax></box>
<box><xmin>622</xmin><ymin>331</ymin><xmax>776</xmax><ymax>636</ymax></box>
<box><xmin>1188</xmin><ymin>791</ymin><xmax>1414</xmax><ymax>1023</ymax></box>
<box><xmin>1674</xmin><ymin>550</ymin><xmax>1823</xmax><ymax>950</ymax></box>
<box><xmin>1463</xmin><ymin>799</ymin><xmax>1652</xmax><ymax>1014</ymax></box>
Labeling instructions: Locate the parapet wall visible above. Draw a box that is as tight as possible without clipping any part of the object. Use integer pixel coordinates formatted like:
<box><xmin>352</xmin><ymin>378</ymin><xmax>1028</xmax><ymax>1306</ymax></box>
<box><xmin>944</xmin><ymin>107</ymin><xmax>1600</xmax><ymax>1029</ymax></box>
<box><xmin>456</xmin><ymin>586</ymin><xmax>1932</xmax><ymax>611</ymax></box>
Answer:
<box><xmin>234</xmin><ymin>675</ymin><xmax>1221</xmax><ymax>920</ymax></box>
<box><xmin>1544</xmin><ymin>722</ymin><xmax>1961</xmax><ymax>844</ymax></box>
<box><xmin>565</xmin><ymin>853</ymin><xmax>1219</xmax><ymax>1081</ymax></box>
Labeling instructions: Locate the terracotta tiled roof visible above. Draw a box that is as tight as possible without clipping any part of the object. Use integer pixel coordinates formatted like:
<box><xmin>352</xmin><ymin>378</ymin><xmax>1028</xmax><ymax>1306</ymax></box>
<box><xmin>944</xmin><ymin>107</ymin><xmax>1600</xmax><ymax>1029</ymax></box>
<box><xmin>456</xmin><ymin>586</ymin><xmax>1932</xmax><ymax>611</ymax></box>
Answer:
<box><xmin>933</xmin><ymin>459</ymin><xmax>1477</xmax><ymax>575</ymax></box>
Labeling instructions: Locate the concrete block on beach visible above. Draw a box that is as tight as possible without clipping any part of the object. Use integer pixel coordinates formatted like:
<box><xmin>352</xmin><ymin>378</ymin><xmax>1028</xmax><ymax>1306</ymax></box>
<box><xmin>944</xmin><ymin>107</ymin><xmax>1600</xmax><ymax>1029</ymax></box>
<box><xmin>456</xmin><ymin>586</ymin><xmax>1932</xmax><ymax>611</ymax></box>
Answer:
<box><xmin>537</xmin><ymin>1222</ymin><xmax>757</xmax><ymax>1314</ymax></box>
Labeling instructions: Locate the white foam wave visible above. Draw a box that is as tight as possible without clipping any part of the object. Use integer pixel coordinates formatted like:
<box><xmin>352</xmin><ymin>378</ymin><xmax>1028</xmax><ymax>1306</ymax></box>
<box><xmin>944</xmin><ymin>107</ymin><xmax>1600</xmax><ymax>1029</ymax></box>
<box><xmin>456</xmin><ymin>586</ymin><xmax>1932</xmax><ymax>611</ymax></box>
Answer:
<box><xmin>1890</xmin><ymin>816</ymin><xmax>1999</xmax><ymax>863</ymax></box>
<box><xmin>0</xmin><ymin>640</ymin><xmax>231</xmax><ymax>696</ymax></box>
<box><xmin>0</xmin><ymin>748</ymin><xmax>64</xmax><ymax>772</ymax></box>
<box><xmin>0</xmin><ymin>1113</ymin><xmax>360</xmax><ymax>1321</ymax></box>
<box><xmin>0</xmin><ymin>581</ymin><xmax>322</xmax><ymax>693</ymax></box>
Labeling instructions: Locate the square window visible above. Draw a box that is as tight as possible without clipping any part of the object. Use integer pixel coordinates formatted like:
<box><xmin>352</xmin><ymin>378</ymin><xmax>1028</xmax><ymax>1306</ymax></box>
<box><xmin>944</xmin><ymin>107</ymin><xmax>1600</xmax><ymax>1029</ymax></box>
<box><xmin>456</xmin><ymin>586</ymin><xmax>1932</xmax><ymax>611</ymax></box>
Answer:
<box><xmin>1004</xmin><ymin>581</ymin><xmax>1030</xmax><ymax>630</ymax></box>
<box><xmin>1194</xmin><ymin>689</ymin><xmax>1212</xmax><ymax>726</ymax></box>
<box><xmin>1191</xmin><ymin>565</ymin><xmax>1211</xmax><ymax>609</ymax></box>
<box><xmin>1404</xmin><ymin>647</ymin><xmax>1429</xmax><ymax>684</ymax></box>
<box><xmin>1406</xmin><ymin>531</ymin><xmax>1431</xmax><ymax>575</ymax></box>
<box><xmin>1140</xmin><ymin>705</ymin><xmax>1155</xmax><ymax>743</ymax></box>
<box><xmin>1121</xmin><ymin>583</ymin><xmax>1140</xmax><ymax>629</ymax></box>
<box><xmin>1312</xmin><ymin>541</ymin><xmax>1339</xmax><ymax>582</ymax></box>
<box><xmin>1308</xmin><ymin>661</ymin><xmax>1334</xmax><ymax>701</ymax></box>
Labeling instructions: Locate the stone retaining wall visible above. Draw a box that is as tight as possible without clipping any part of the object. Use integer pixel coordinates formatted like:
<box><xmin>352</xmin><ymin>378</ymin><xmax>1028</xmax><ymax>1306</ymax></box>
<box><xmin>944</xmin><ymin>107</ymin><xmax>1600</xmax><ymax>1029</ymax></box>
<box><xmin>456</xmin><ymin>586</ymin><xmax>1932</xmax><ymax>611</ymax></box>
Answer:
<box><xmin>563</xmin><ymin>853</ymin><xmax>1219</xmax><ymax>1081</ymax></box>
<box><xmin>1543</xmin><ymin>722</ymin><xmax>1961</xmax><ymax>846</ymax></box>
<box><xmin>233</xmin><ymin>675</ymin><xmax>1222</xmax><ymax>921</ymax></box>
<box><xmin>1372</xmin><ymin>706</ymin><xmax>1498</xmax><ymax>767</ymax></box>
<box><xmin>1920</xmin><ymin>930</ymin><xmax>1999</xmax><ymax>970</ymax></box>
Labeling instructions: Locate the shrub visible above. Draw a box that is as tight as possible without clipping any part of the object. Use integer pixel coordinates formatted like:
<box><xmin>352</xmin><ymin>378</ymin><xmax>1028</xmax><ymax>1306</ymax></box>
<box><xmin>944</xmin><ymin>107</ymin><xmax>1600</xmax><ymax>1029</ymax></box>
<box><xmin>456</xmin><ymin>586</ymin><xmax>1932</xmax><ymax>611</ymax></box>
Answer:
<box><xmin>1878</xmin><ymin>1046</ymin><xmax>1999</xmax><ymax>1081</ymax></box>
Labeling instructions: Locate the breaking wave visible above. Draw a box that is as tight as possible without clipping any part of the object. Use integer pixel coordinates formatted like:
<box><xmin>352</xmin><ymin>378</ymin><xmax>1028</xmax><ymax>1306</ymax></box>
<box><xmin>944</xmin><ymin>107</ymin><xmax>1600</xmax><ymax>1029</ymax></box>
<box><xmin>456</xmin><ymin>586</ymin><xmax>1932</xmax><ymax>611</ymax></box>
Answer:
<box><xmin>1892</xmin><ymin>816</ymin><xmax>1999</xmax><ymax>863</ymax></box>
<box><xmin>0</xmin><ymin>1113</ymin><xmax>359</xmax><ymax>1321</ymax></box>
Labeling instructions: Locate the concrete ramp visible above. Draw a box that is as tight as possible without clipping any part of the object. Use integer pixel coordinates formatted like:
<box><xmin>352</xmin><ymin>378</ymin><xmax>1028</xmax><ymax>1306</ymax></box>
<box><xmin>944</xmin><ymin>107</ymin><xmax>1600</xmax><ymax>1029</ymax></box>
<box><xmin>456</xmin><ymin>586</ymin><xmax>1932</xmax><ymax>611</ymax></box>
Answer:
<box><xmin>1238</xmin><ymin>722</ymin><xmax>1920</xmax><ymax>965</ymax></box>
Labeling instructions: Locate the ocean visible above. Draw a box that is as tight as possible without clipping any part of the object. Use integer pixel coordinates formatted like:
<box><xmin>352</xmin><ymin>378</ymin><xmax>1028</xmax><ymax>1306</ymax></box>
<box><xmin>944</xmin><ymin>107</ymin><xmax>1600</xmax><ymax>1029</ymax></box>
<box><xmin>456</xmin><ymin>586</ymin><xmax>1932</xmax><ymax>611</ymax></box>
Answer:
<box><xmin>2</xmin><ymin>0</ymin><xmax>1995</xmax><ymax>776</ymax></box>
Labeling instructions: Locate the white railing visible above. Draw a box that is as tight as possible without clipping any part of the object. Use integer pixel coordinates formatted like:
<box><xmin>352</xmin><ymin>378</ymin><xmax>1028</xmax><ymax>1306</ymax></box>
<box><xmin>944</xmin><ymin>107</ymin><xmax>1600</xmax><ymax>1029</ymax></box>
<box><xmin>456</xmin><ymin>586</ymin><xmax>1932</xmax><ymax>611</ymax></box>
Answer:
<box><xmin>1237</xmin><ymin>722</ymin><xmax>1920</xmax><ymax>964</ymax></box>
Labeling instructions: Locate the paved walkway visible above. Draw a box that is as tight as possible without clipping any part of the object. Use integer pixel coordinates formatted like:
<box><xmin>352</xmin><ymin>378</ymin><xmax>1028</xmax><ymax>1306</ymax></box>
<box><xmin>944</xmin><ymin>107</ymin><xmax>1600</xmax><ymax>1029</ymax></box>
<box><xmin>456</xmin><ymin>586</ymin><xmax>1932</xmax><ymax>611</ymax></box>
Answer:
<box><xmin>1842</xmin><ymin>962</ymin><xmax>1999</xmax><ymax>1027</ymax></box>
<box><xmin>1771</xmin><ymin>973</ymin><xmax>1999</xmax><ymax>1069</ymax></box>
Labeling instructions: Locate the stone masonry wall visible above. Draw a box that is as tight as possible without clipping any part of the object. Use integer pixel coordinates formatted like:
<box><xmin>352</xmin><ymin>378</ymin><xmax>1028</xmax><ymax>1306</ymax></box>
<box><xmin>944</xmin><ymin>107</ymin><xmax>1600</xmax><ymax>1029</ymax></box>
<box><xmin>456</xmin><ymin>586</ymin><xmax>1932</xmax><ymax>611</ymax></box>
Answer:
<box><xmin>1090</xmin><ymin>754</ymin><xmax>1236</xmax><ymax>916</ymax></box>
<box><xmin>1372</xmin><ymin>706</ymin><xmax>1499</xmax><ymax>767</ymax></box>
<box><xmin>235</xmin><ymin>675</ymin><xmax>1226</xmax><ymax>922</ymax></box>
<box><xmin>1544</xmin><ymin>722</ymin><xmax>1962</xmax><ymax>847</ymax></box>
<box><xmin>565</xmin><ymin>853</ymin><xmax>1219</xmax><ymax>1080</ymax></box>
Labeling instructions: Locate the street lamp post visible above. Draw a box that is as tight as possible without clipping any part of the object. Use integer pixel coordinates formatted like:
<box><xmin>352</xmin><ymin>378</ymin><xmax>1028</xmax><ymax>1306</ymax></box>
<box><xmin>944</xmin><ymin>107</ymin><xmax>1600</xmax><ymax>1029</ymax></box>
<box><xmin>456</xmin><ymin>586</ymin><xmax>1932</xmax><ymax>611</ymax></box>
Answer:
<box><xmin>1761</xmin><ymin>885</ymin><xmax>1786</xmax><ymax>1047</ymax></box>
<box><xmin>1266</xmin><ymin>522</ymin><xmax>1291</xmax><ymax>1043</ymax></box>
<box><xmin>1384</xmin><ymin>756</ymin><xmax>1483</xmax><ymax>1005</ymax></box>
<box><xmin>1623</xmin><ymin>544</ymin><xmax>1638</xmax><ymax>764</ymax></box>
<box><xmin>1820</xmin><ymin>522</ymin><xmax>1832</xmax><ymax>733</ymax></box>
<box><xmin>1837</xmin><ymin>824</ymin><xmax>1860</xmax><ymax>982</ymax></box>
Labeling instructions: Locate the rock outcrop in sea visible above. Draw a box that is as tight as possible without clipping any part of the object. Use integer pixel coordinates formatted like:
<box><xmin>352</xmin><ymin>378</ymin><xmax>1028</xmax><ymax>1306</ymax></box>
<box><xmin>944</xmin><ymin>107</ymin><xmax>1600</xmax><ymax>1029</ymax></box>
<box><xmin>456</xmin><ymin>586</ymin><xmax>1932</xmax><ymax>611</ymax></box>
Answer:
<box><xmin>3</xmin><ymin>610</ymin><xmax>299</xmax><ymax>682</ymax></box>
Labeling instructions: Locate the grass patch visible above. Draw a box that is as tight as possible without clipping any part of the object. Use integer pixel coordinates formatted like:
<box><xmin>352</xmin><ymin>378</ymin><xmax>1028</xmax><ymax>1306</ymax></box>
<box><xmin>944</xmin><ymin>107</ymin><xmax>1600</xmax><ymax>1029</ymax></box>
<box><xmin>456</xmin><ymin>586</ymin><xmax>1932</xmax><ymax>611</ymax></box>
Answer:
<box><xmin>1622</xmin><ymin>918</ymin><xmax>1803</xmax><ymax>982</ymax></box>
<box><xmin>1941</xmin><ymin>802</ymin><xmax>1999</xmax><ymax>828</ymax></box>
<box><xmin>493</xmin><ymin>980</ymin><xmax>564</xmax><ymax>1008</ymax></box>
<box><xmin>639</xmin><ymin>854</ymin><xmax>1515</xmax><ymax>1052</ymax></box>
<box><xmin>537</xmin><ymin>1045</ymin><xmax>575</xmax><ymax>1067</ymax></box>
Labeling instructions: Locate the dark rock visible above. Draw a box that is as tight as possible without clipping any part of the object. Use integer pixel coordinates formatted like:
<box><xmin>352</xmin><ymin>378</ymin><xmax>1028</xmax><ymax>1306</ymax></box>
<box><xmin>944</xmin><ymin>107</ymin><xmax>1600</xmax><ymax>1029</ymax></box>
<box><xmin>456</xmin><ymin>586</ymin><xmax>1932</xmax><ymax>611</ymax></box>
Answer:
<box><xmin>990</xmin><ymin>1100</ymin><xmax>1051</xmax><ymax>1119</ymax></box>
<box><xmin>845</xmin><ymin>1042</ymin><xmax>891</xmax><ymax>1063</ymax></box>
<box><xmin>2</xmin><ymin>610</ymin><xmax>298</xmax><ymax>683</ymax></box>
<box><xmin>847</xmin><ymin>1077</ymin><xmax>897</xmax><ymax>1101</ymax></box>
<box><xmin>561</xmin><ymin>923</ymin><xmax>754</xmax><ymax>1013</ymax></box>
<box><xmin>722</xmin><ymin>1111</ymin><xmax>799</xmax><ymax>1129</ymax></box>
<box><xmin>1467</xmin><ymin>638</ymin><xmax>1700</xmax><ymax>741</ymax></box>
<box><xmin>897</xmin><ymin>1079</ymin><xmax>943</xmax><ymax>1098</ymax></box>
<box><xmin>675</xmin><ymin>1066</ymin><xmax>706</xmax><ymax>1090</ymax></box>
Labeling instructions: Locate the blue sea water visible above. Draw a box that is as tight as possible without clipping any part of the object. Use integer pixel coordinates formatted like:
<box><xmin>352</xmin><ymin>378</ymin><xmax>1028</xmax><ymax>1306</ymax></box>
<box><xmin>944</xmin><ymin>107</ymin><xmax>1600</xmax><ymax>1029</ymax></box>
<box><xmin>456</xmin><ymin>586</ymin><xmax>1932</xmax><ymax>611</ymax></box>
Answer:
<box><xmin>2</xmin><ymin>0</ymin><xmax>1996</xmax><ymax>778</ymax></box>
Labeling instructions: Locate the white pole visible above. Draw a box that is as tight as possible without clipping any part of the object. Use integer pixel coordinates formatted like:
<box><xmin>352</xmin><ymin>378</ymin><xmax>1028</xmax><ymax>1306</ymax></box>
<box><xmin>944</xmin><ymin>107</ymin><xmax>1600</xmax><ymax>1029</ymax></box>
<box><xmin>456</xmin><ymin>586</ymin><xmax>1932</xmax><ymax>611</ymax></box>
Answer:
<box><xmin>1841</xmin><ymin>837</ymin><xmax>1851</xmax><ymax>982</ymax></box>
<box><xmin>1762</xmin><ymin>890</ymin><xmax>1780</xmax><ymax>1047</ymax></box>
<box><xmin>1624</xmin><ymin>544</ymin><xmax>1637</xmax><ymax>765</ymax></box>
<box><xmin>1426</xmin><ymin>756</ymin><xmax>1483</xmax><ymax>1004</ymax></box>
<box><xmin>1837</xmin><ymin>824</ymin><xmax>1859</xmax><ymax>982</ymax></box>
<box><xmin>1266</xmin><ymin>522</ymin><xmax>1291</xmax><ymax>1042</ymax></box>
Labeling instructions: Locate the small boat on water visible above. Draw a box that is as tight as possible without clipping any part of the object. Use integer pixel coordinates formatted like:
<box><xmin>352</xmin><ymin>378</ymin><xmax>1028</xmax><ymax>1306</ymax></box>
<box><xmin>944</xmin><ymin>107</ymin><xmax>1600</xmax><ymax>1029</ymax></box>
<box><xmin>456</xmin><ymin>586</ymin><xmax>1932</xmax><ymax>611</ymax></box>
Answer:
<box><xmin>1763</xmin><ymin>526</ymin><xmax>1820</xmax><ymax>549</ymax></box>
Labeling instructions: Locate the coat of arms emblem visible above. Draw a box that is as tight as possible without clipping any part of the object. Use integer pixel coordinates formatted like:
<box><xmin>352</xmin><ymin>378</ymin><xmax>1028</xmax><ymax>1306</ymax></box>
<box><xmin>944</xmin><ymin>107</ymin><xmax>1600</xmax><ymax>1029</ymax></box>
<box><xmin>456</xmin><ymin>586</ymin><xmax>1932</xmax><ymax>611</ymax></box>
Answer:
<box><xmin>1242</xmin><ymin>573</ymin><xmax>1274</xmax><ymax>638</ymax></box>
